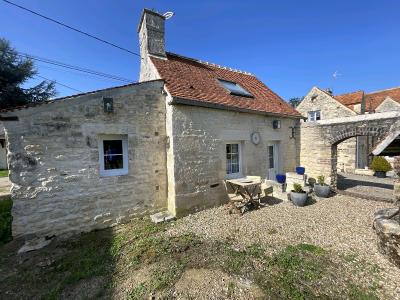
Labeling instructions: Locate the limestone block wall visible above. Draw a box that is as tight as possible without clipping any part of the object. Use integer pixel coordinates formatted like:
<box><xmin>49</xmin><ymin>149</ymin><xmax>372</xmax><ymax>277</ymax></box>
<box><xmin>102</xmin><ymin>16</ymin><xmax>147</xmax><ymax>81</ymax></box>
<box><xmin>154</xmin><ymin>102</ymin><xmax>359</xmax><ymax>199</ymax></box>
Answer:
<box><xmin>3</xmin><ymin>80</ymin><xmax>168</xmax><ymax>239</ymax></box>
<box><xmin>297</xmin><ymin>87</ymin><xmax>360</xmax><ymax>173</ymax></box>
<box><xmin>337</xmin><ymin>138</ymin><xmax>356</xmax><ymax>173</ymax></box>
<box><xmin>296</xmin><ymin>87</ymin><xmax>356</xmax><ymax>120</ymax></box>
<box><xmin>299</xmin><ymin>122</ymin><xmax>333</xmax><ymax>183</ymax></box>
<box><xmin>0</xmin><ymin>144</ymin><xmax>7</xmax><ymax>170</ymax></box>
<box><xmin>376</xmin><ymin>98</ymin><xmax>400</xmax><ymax>113</ymax></box>
<box><xmin>168</xmin><ymin>104</ymin><xmax>299</xmax><ymax>216</ymax></box>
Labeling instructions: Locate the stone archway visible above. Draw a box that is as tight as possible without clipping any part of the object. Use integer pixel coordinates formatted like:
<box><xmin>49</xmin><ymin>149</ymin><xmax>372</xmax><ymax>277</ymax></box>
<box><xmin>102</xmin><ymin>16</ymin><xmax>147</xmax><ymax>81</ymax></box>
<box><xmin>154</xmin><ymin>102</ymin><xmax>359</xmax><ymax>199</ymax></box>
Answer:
<box><xmin>300</xmin><ymin>111</ymin><xmax>400</xmax><ymax>188</ymax></box>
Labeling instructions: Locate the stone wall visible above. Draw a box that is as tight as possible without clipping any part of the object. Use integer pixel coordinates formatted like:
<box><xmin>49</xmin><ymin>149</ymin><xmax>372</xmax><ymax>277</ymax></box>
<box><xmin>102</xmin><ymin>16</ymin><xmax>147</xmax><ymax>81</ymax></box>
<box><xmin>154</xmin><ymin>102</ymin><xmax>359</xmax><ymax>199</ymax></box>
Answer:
<box><xmin>375</xmin><ymin>97</ymin><xmax>400</xmax><ymax>113</ymax></box>
<box><xmin>168</xmin><ymin>104</ymin><xmax>299</xmax><ymax>216</ymax></box>
<box><xmin>0</xmin><ymin>143</ymin><xmax>7</xmax><ymax>170</ymax></box>
<box><xmin>296</xmin><ymin>87</ymin><xmax>360</xmax><ymax>173</ymax></box>
<box><xmin>3</xmin><ymin>80</ymin><xmax>168</xmax><ymax>239</ymax></box>
<box><xmin>300</xmin><ymin>112</ymin><xmax>400</xmax><ymax>187</ymax></box>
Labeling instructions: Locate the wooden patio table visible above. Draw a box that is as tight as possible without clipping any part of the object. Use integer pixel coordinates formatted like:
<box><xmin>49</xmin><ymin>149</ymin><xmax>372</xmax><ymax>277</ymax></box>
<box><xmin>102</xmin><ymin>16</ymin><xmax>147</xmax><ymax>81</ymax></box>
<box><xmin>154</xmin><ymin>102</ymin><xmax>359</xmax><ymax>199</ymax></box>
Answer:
<box><xmin>225</xmin><ymin>177</ymin><xmax>262</xmax><ymax>214</ymax></box>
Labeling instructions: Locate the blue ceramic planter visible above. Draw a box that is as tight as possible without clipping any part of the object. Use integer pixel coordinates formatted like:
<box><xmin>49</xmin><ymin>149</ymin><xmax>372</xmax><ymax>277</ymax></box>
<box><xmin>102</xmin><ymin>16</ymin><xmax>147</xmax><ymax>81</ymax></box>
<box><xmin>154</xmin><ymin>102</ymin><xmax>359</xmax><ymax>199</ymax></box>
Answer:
<box><xmin>296</xmin><ymin>167</ymin><xmax>305</xmax><ymax>175</ymax></box>
<box><xmin>276</xmin><ymin>174</ymin><xmax>286</xmax><ymax>184</ymax></box>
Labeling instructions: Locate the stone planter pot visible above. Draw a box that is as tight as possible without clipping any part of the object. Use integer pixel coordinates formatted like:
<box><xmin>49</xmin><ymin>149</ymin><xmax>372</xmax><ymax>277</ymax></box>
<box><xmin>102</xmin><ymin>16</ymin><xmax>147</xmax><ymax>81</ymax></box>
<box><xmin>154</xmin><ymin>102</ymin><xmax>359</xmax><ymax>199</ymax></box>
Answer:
<box><xmin>290</xmin><ymin>191</ymin><xmax>308</xmax><ymax>206</ymax></box>
<box><xmin>314</xmin><ymin>184</ymin><xmax>330</xmax><ymax>198</ymax></box>
<box><xmin>374</xmin><ymin>171</ymin><xmax>387</xmax><ymax>178</ymax></box>
<box><xmin>373</xmin><ymin>208</ymin><xmax>400</xmax><ymax>268</ymax></box>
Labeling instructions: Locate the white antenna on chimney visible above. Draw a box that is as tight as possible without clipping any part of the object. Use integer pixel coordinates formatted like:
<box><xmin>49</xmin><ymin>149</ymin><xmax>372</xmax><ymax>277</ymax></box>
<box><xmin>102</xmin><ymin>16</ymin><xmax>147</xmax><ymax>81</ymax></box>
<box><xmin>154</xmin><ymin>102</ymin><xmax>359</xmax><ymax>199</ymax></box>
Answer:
<box><xmin>333</xmin><ymin>71</ymin><xmax>341</xmax><ymax>80</ymax></box>
<box><xmin>163</xmin><ymin>12</ymin><xmax>175</xmax><ymax>19</ymax></box>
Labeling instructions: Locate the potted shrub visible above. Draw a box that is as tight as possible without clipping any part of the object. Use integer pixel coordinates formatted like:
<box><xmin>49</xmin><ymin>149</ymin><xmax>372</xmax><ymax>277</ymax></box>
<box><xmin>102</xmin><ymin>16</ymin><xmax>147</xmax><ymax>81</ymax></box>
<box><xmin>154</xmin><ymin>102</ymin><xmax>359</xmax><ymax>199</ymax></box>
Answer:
<box><xmin>290</xmin><ymin>183</ymin><xmax>308</xmax><ymax>206</ymax></box>
<box><xmin>314</xmin><ymin>175</ymin><xmax>330</xmax><ymax>198</ymax></box>
<box><xmin>370</xmin><ymin>156</ymin><xmax>392</xmax><ymax>178</ymax></box>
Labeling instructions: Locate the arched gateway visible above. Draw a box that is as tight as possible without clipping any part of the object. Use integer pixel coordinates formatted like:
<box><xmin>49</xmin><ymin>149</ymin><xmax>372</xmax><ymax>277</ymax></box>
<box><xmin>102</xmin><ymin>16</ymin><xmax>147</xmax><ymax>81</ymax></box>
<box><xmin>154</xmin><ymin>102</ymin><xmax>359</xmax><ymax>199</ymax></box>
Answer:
<box><xmin>300</xmin><ymin>111</ymin><xmax>400</xmax><ymax>187</ymax></box>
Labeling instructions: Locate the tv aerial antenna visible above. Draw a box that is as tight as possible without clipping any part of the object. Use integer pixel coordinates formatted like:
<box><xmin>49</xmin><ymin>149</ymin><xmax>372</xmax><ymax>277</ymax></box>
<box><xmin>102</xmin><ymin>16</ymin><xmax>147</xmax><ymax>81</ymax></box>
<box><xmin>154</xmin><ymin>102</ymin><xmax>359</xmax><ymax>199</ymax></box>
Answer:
<box><xmin>163</xmin><ymin>12</ymin><xmax>175</xmax><ymax>19</ymax></box>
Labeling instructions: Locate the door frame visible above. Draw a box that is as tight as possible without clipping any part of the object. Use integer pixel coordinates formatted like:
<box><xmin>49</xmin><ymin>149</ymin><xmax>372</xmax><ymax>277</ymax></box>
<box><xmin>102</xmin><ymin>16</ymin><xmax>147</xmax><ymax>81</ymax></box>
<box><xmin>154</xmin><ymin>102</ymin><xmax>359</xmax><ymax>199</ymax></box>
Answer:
<box><xmin>267</xmin><ymin>142</ymin><xmax>280</xmax><ymax>180</ymax></box>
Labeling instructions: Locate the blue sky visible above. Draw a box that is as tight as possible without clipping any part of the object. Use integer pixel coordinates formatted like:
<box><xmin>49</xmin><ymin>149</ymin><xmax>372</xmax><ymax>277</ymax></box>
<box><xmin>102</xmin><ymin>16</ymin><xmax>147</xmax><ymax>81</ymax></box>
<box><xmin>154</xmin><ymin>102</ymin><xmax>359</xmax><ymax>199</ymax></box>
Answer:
<box><xmin>1</xmin><ymin>0</ymin><xmax>399</xmax><ymax>100</ymax></box>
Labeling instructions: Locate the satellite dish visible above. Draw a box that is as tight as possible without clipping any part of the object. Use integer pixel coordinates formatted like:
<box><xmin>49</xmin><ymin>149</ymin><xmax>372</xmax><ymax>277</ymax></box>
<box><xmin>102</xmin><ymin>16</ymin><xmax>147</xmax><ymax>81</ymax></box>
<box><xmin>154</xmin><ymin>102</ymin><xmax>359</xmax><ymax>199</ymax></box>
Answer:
<box><xmin>163</xmin><ymin>11</ymin><xmax>174</xmax><ymax>19</ymax></box>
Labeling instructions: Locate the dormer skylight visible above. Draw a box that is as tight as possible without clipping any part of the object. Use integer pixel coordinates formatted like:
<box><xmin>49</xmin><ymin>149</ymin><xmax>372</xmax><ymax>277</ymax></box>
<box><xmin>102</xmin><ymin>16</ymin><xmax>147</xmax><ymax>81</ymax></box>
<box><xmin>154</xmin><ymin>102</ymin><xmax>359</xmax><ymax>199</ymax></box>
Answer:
<box><xmin>218</xmin><ymin>79</ymin><xmax>253</xmax><ymax>98</ymax></box>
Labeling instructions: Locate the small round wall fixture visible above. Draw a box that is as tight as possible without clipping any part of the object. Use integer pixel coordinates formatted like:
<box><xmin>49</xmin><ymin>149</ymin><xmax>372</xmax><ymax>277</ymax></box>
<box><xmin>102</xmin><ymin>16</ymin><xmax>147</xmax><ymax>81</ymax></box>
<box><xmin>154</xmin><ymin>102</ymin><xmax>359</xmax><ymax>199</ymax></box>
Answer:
<box><xmin>251</xmin><ymin>132</ymin><xmax>261</xmax><ymax>145</ymax></box>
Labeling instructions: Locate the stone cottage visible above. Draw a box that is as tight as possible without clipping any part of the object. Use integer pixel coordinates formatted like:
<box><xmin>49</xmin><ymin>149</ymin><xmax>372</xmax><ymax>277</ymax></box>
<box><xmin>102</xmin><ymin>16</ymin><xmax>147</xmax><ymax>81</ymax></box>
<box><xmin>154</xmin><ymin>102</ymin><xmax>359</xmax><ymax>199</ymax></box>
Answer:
<box><xmin>2</xmin><ymin>9</ymin><xmax>302</xmax><ymax>240</ymax></box>
<box><xmin>297</xmin><ymin>86</ymin><xmax>400</xmax><ymax>173</ymax></box>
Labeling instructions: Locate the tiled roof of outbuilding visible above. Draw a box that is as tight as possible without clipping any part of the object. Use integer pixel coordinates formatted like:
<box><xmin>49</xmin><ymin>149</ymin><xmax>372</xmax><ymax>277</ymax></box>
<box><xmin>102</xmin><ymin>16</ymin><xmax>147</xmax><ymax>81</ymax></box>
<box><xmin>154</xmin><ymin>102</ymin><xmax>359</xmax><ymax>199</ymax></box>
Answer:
<box><xmin>364</xmin><ymin>87</ymin><xmax>400</xmax><ymax>111</ymax></box>
<box><xmin>333</xmin><ymin>87</ymin><xmax>400</xmax><ymax>111</ymax></box>
<box><xmin>150</xmin><ymin>52</ymin><xmax>301</xmax><ymax>117</ymax></box>
<box><xmin>334</xmin><ymin>91</ymin><xmax>364</xmax><ymax>110</ymax></box>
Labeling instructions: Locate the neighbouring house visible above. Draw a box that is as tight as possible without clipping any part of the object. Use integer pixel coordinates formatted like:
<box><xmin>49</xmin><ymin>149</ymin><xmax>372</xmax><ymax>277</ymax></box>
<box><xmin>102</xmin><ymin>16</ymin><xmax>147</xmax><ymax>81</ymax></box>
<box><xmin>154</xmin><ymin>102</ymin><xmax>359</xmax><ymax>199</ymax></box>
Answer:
<box><xmin>297</xmin><ymin>86</ymin><xmax>400</xmax><ymax>173</ymax></box>
<box><xmin>1</xmin><ymin>9</ymin><xmax>302</xmax><ymax>240</ymax></box>
<box><xmin>0</xmin><ymin>124</ymin><xmax>8</xmax><ymax>170</ymax></box>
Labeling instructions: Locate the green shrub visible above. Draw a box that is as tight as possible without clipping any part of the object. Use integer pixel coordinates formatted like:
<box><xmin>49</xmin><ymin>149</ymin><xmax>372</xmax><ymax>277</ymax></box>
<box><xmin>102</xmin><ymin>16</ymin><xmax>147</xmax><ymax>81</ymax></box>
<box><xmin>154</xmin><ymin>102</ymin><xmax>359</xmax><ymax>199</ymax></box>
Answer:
<box><xmin>317</xmin><ymin>175</ymin><xmax>326</xmax><ymax>186</ymax></box>
<box><xmin>370</xmin><ymin>156</ymin><xmax>392</xmax><ymax>172</ymax></box>
<box><xmin>292</xmin><ymin>183</ymin><xmax>304</xmax><ymax>193</ymax></box>
<box><xmin>0</xmin><ymin>197</ymin><xmax>12</xmax><ymax>244</ymax></box>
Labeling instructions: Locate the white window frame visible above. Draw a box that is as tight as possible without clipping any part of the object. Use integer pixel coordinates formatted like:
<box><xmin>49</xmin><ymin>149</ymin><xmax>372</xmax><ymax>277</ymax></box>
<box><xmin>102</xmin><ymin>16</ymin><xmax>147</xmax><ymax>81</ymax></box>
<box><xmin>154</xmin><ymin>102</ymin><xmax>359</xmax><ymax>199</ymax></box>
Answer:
<box><xmin>225</xmin><ymin>142</ymin><xmax>242</xmax><ymax>179</ymax></box>
<box><xmin>308</xmin><ymin>110</ymin><xmax>321</xmax><ymax>122</ymax></box>
<box><xmin>98</xmin><ymin>134</ymin><xmax>128</xmax><ymax>177</ymax></box>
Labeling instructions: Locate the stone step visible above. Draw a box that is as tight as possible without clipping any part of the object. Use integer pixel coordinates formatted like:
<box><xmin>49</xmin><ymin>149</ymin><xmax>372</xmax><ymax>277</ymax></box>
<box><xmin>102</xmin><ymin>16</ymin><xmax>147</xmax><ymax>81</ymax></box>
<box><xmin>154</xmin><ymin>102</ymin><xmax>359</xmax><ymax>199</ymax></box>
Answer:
<box><xmin>150</xmin><ymin>211</ymin><xmax>176</xmax><ymax>224</ymax></box>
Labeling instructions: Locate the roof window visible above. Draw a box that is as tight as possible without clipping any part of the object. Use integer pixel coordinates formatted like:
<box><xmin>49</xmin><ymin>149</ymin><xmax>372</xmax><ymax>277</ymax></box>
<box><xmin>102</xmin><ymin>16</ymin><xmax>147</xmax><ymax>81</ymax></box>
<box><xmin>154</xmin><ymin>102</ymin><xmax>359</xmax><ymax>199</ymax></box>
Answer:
<box><xmin>218</xmin><ymin>79</ymin><xmax>253</xmax><ymax>98</ymax></box>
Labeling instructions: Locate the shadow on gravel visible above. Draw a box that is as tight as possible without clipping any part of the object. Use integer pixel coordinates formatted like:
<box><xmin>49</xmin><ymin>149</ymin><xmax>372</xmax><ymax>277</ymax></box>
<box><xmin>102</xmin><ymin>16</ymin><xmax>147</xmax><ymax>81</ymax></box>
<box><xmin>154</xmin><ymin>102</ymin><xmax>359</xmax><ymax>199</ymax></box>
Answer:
<box><xmin>337</xmin><ymin>174</ymin><xmax>393</xmax><ymax>190</ymax></box>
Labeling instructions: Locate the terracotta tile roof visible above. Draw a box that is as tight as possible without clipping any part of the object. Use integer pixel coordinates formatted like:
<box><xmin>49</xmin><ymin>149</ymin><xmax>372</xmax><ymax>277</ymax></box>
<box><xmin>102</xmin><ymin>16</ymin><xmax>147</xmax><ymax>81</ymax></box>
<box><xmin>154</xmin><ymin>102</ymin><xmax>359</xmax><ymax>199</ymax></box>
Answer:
<box><xmin>334</xmin><ymin>91</ymin><xmax>364</xmax><ymax>110</ymax></box>
<box><xmin>364</xmin><ymin>87</ymin><xmax>400</xmax><ymax>111</ymax></box>
<box><xmin>150</xmin><ymin>52</ymin><xmax>301</xmax><ymax>117</ymax></box>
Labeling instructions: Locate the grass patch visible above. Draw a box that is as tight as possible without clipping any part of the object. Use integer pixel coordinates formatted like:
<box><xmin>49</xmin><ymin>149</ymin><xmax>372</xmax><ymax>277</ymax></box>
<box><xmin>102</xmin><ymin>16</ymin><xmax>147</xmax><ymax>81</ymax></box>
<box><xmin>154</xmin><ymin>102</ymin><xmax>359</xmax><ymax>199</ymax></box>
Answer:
<box><xmin>0</xmin><ymin>218</ymin><xmax>383</xmax><ymax>299</ymax></box>
<box><xmin>0</xmin><ymin>170</ymin><xmax>8</xmax><ymax>178</ymax></box>
<box><xmin>0</xmin><ymin>197</ymin><xmax>12</xmax><ymax>244</ymax></box>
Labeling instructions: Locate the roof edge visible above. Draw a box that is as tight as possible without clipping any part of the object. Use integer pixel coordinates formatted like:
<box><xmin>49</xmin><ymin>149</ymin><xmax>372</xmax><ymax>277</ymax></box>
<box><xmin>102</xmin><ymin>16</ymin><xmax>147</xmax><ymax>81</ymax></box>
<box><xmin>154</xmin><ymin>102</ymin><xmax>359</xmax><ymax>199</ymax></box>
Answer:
<box><xmin>0</xmin><ymin>79</ymin><xmax>165</xmax><ymax>113</ymax></box>
<box><xmin>171</xmin><ymin>96</ymin><xmax>304</xmax><ymax>119</ymax></box>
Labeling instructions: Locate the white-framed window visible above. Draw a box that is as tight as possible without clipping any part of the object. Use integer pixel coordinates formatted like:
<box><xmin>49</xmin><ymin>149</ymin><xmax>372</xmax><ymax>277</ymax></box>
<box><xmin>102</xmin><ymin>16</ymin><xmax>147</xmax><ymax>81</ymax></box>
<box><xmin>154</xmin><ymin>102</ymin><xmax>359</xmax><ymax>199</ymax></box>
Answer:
<box><xmin>98</xmin><ymin>135</ymin><xmax>128</xmax><ymax>177</ymax></box>
<box><xmin>226</xmin><ymin>143</ymin><xmax>242</xmax><ymax>178</ymax></box>
<box><xmin>308</xmin><ymin>110</ymin><xmax>321</xmax><ymax>122</ymax></box>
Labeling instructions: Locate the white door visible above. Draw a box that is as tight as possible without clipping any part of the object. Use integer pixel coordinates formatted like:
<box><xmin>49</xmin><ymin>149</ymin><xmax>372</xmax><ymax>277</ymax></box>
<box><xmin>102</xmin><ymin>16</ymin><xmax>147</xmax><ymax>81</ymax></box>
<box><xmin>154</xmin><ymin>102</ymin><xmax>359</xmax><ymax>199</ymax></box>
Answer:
<box><xmin>267</xmin><ymin>143</ymin><xmax>279</xmax><ymax>180</ymax></box>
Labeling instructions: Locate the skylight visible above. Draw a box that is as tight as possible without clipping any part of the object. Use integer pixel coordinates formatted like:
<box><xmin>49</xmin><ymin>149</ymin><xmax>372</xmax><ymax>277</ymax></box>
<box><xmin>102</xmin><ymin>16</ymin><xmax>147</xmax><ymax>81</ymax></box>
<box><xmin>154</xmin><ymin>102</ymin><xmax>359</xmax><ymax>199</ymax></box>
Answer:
<box><xmin>218</xmin><ymin>79</ymin><xmax>253</xmax><ymax>98</ymax></box>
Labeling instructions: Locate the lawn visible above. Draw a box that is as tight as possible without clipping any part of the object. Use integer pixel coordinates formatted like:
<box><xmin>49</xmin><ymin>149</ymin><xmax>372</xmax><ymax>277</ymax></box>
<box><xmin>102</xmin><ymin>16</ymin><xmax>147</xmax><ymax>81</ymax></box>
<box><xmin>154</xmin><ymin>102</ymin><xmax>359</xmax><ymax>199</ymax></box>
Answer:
<box><xmin>0</xmin><ymin>170</ymin><xmax>8</xmax><ymax>177</ymax></box>
<box><xmin>0</xmin><ymin>216</ymin><xmax>383</xmax><ymax>299</ymax></box>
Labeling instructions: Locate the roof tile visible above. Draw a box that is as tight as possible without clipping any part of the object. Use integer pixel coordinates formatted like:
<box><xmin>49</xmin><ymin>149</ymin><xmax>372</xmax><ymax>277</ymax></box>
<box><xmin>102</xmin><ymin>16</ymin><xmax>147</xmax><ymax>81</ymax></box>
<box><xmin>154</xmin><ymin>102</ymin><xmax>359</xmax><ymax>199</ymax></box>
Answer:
<box><xmin>151</xmin><ymin>53</ymin><xmax>301</xmax><ymax>117</ymax></box>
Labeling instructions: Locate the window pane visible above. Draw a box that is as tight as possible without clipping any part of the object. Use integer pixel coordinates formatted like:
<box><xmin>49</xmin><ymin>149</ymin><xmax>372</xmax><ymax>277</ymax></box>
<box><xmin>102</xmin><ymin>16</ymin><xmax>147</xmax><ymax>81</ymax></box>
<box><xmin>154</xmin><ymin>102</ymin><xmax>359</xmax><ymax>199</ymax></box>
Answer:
<box><xmin>218</xmin><ymin>79</ymin><xmax>253</xmax><ymax>97</ymax></box>
<box><xmin>104</xmin><ymin>154</ymin><xmax>124</xmax><ymax>170</ymax></box>
<box><xmin>226</xmin><ymin>143</ymin><xmax>240</xmax><ymax>175</ymax></box>
<box><xmin>231</xmin><ymin>144</ymin><xmax>238</xmax><ymax>153</ymax></box>
<box><xmin>232</xmin><ymin>153</ymin><xmax>239</xmax><ymax>164</ymax></box>
<box><xmin>103</xmin><ymin>140</ymin><xmax>123</xmax><ymax>155</ymax></box>
<box><xmin>226</xmin><ymin>144</ymin><xmax>231</xmax><ymax>153</ymax></box>
<box><xmin>232</xmin><ymin>163</ymin><xmax>239</xmax><ymax>173</ymax></box>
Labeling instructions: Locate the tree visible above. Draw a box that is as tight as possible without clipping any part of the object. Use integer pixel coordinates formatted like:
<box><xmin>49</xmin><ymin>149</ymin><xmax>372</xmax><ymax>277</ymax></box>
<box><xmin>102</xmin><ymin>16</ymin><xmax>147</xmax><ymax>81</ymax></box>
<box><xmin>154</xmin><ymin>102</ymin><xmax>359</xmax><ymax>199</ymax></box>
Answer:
<box><xmin>0</xmin><ymin>38</ymin><xmax>56</xmax><ymax>110</ymax></box>
<box><xmin>288</xmin><ymin>97</ymin><xmax>304</xmax><ymax>108</ymax></box>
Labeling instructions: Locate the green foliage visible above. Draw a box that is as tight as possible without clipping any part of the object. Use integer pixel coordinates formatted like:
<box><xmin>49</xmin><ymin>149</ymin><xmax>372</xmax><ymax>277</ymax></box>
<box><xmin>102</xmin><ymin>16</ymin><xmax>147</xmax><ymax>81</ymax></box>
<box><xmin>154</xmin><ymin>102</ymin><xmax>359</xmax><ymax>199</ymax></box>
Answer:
<box><xmin>288</xmin><ymin>97</ymin><xmax>304</xmax><ymax>108</ymax></box>
<box><xmin>317</xmin><ymin>175</ymin><xmax>326</xmax><ymax>186</ymax></box>
<box><xmin>370</xmin><ymin>156</ymin><xmax>392</xmax><ymax>172</ymax></box>
<box><xmin>348</xmin><ymin>284</ymin><xmax>378</xmax><ymax>300</ymax></box>
<box><xmin>292</xmin><ymin>183</ymin><xmax>304</xmax><ymax>193</ymax></box>
<box><xmin>0</xmin><ymin>38</ymin><xmax>56</xmax><ymax>110</ymax></box>
<box><xmin>0</xmin><ymin>197</ymin><xmax>12</xmax><ymax>244</ymax></box>
<box><xmin>0</xmin><ymin>170</ymin><xmax>8</xmax><ymax>178</ymax></box>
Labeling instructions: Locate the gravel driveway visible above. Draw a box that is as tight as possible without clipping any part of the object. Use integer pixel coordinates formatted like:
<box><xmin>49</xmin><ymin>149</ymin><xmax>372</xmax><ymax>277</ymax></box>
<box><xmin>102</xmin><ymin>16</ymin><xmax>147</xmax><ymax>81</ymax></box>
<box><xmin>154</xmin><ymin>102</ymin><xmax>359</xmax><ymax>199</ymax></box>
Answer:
<box><xmin>166</xmin><ymin>195</ymin><xmax>400</xmax><ymax>299</ymax></box>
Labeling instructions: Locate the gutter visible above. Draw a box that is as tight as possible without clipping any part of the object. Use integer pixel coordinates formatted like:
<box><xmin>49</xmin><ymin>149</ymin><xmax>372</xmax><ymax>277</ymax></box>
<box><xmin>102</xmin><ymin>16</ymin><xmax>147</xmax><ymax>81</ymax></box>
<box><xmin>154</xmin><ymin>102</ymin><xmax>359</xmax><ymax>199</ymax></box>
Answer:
<box><xmin>170</xmin><ymin>97</ymin><xmax>304</xmax><ymax>120</ymax></box>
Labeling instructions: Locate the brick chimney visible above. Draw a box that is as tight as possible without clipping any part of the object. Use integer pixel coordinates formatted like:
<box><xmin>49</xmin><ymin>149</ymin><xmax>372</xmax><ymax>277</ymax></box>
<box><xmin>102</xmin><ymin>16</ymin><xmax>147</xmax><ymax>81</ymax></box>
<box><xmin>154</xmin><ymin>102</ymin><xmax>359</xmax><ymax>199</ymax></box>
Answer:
<box><xmin>138</xmin><ymin>9</ymin><xmax>166</xmax><ymax>59</ymax></box>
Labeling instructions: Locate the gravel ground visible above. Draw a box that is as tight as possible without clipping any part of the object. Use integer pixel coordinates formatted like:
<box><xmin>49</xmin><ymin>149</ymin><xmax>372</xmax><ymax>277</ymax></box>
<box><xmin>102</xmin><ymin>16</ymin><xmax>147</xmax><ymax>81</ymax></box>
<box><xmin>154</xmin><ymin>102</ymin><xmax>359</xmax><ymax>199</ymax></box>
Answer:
<box><xmin>166</xmin><ymin>195</ymin><xmax>400</xmax><ymax>299</ymax></box>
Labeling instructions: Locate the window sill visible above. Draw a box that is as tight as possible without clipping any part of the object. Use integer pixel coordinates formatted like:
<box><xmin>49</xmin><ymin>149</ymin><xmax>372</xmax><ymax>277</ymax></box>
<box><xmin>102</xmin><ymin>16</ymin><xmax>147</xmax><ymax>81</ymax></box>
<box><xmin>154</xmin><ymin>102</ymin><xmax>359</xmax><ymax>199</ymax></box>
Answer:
<box><xmin>99</xmin><ymin>170</ymin><xmax>129</xmax><ymax>177</ymax></box>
